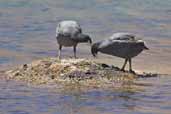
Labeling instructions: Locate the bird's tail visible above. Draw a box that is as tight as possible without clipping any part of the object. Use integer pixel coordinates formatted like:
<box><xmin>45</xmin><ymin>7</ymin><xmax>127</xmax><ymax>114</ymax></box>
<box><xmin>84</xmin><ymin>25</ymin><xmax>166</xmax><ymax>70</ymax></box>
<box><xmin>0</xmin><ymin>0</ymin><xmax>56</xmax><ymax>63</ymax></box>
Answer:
<box><xmin>143</xmin><ymin>45</ymin><xmax>149</xmax><ymax>50</ymax></box>
<box><xmin>143</xmin><ymin>42</ymin><xmax>149</xmax><ymax>50</ymax></box>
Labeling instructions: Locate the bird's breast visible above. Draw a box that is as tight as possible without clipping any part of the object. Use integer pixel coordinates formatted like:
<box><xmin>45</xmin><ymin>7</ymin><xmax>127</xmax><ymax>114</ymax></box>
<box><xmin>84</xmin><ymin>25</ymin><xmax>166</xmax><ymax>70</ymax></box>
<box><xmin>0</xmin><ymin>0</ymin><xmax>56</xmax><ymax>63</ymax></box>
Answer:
<box><xmin>57</xmin><ymin>36</ymin><xmax>77</xmax><ymax>47</ymax></box>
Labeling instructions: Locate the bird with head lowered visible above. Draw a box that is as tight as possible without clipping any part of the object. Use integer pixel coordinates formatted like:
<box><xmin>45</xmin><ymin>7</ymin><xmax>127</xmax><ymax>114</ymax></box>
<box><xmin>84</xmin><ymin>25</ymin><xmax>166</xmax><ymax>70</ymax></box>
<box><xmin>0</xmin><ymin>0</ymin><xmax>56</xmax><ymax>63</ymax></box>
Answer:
<box><xmin>56</xmin><ymin>20</ymin><xmax>92</xmax><ymax>59</ymax></box>
<box><xmin>91</xmin><ymin>33</ymin><xmax>149</xmax><ymax>74</ymax></box>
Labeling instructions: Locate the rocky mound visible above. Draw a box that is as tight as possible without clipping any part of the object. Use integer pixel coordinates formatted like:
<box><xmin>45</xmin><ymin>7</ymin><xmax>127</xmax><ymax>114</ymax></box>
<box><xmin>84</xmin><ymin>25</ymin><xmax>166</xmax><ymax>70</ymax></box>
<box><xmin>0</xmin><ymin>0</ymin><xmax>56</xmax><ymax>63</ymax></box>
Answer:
<box><xmin>4</xmin><ymin>58</ymin><xmax>157</xmax><ymax>88</ymax></box>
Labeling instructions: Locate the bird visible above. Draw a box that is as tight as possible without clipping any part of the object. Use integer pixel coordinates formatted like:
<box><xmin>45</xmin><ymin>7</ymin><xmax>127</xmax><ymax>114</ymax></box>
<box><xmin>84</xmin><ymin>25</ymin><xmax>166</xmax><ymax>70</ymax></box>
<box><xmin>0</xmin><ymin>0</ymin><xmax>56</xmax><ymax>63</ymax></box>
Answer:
<box><xmin>56</xmin><ymin>20</ymin><xmax>92</xmax><ymax>59</ymax></box>
<box><xmin>91</xmin><ymin>32</ymin><xmax>149</xmax><ymax>73</ymax></box>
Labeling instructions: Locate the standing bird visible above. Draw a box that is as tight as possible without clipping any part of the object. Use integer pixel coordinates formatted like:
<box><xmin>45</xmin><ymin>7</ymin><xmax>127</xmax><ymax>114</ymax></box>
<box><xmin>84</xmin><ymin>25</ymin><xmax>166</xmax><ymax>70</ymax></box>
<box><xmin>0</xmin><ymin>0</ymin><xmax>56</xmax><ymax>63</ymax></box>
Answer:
<box><xmin>56</xmin><ymin>20</ymin><xmax>92</xmax><ymax>59</ymax></box>
<box><xmin>91</xmin><ymin>33</ymin><xmax>149</xmax><ymax>73</ymax></box>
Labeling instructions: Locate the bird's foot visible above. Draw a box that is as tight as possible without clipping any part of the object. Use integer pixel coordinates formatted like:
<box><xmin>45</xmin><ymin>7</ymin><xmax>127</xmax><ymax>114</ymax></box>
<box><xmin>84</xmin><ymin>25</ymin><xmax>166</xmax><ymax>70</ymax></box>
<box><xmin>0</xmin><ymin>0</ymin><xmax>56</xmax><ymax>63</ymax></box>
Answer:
<box><xmin>74</xmin><ymin>55</ymin><xmax>78</xmax><ymax>59</ymax></box>
<box><xmin>74</xmin><ymin>57</ymin><xmax>78</xmax><ymax>59</ymax></box>
<box><xmin>69</xmin><ymin>56</ymin><xmax>78</xmax><ymax>59</ymax></box>
<box><xmin>120</xmin><ymin>68</ymin><xmax>125</xmax><ymax>72</ymax></box>
<box><xmin>129</xmin><ymin>70</ymin><xmax>136</xmax><ymax>74</ymax></box>
<box><xmin>57</xmin><ymin>56</ymin><xmax>61</xmax><ymax>60</ymax></box>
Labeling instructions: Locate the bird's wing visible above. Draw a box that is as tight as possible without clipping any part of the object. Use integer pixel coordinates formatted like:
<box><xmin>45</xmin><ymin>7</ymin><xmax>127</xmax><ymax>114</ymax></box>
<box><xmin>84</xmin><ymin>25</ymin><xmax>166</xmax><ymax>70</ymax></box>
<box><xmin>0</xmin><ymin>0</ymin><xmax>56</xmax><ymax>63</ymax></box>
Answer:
<box><xmin>56</xmin><ymin>21</ymin><xmax>82</xmax><ymax>37</ymax></box>
<box><xmin>98</xmin><ymin>40</ymin><xmax>112</xmax><ymax>49</ymax></box>
<box><xmin>109</xmin><ymin>33</ymin><xmax>136</xmax><ymax>41</ymax></box>
<box><xmin>99</xmin><ymin>39</ymin><xmax>141</xmax><ymax>51</ymax></box>
<box><xmin>98</xmin><ymin>40</ymin><xmax>125</xmax><ymax>56</ymax></box>
<box><xmin>99</xmin><ymin>38</ymin><xmax>144</xmax><ymax>50</ymax></box>
<box><xmin>98</xmin><ymin>35</ymin><xmax>147</xmax><ymax>58</ymax></box>
<box><xmin>98</xmin><ymin>39</ymin><xmax>141</xmax><ymax>57</ymax></box>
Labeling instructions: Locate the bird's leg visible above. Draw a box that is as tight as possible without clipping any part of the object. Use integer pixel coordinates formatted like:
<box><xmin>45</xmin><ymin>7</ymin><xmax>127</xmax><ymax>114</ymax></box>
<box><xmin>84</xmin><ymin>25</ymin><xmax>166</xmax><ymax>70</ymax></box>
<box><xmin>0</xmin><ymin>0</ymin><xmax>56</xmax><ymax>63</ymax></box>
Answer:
<box><xmin>58</xmin><ymin>45</ymin><xmax>62</xmax><ymax>59</ymax></box>
<box><xmin>73</xmin><ymin>46</ymin><xmax>77</xmax><ymax>59</ymax></box>
<box><xmin>128</xmin><ymin>58</ymin><xmax>135</xmax><ymax>74</ymax></box>
<box><xmin>121</xmin><ymin>59</ymin><xmax>128</xmax><ymax>71</ymax></box>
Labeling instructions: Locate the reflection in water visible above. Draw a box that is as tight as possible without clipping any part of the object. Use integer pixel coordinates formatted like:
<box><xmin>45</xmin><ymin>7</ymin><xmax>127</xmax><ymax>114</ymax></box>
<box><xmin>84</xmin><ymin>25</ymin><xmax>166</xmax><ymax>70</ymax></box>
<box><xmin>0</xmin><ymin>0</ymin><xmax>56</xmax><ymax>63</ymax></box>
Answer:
<box><xmin>0</xmin><ymin>76</ymin><xmax>171</xmax><ymax>114</ymax></box>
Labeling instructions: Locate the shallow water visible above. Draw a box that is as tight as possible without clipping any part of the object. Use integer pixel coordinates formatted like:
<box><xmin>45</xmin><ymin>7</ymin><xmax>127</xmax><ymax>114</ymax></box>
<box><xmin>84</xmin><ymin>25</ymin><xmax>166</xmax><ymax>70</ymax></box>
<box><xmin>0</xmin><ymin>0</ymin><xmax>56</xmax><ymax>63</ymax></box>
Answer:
<box><xmin>0</xmin><ymin>0</ymin><xmax>171</xmax><ymax>114</ymax></box>
<box><xmin>0</xmin><ymin>75</ymin><xmax>171</xmax><ymax>114</ymax></box>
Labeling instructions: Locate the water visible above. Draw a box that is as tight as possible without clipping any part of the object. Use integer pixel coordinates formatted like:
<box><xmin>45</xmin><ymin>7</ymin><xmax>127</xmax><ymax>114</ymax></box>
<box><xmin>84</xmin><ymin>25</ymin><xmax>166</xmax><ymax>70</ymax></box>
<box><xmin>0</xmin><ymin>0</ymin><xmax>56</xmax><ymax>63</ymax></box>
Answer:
<box><xmin>0</xmin><ymin>0</ymin><xmax>171</xmax><ymax>114</ymax></box>
<box><xmin>0</xmin><ymin>0</ymin><xmax>171</xmax><ymax>73</ymax></box>
<box><xmin>0</xmin><ymin>76</ymin><xmax>171</xmax><ymax>114</ymax></box>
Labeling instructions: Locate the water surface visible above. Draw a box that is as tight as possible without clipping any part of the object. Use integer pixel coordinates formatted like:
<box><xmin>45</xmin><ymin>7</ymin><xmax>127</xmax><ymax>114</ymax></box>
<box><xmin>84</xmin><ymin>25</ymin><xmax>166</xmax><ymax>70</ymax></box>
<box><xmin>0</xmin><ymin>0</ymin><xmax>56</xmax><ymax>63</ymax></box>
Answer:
<box><xmin>0</xmin><ymin>0</ymin><xmax>171</xmax><ymax>114</ymax></box>
<box><xmin>0</xmin><ymin>76</ymin><xmax>171</xmax><ymax>114</ymax></box>
<box><xmin>0</xmin><ymin>0</ymin><xmax>171</xmax><ymax>73</ymax></box>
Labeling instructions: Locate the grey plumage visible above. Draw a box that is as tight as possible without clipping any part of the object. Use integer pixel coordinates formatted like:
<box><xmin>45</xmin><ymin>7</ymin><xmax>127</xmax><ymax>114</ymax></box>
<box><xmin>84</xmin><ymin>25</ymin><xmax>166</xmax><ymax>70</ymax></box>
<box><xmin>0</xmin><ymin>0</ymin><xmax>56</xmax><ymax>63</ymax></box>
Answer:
<box><xmin>56</xmin><ymin>20</ymin><xmax>92</xmax><ymax>59</ymax></box>
<box><xmin>91</xmin><ymin>33</ymin><xmax>149</xmax><ymax>73</ymax></box>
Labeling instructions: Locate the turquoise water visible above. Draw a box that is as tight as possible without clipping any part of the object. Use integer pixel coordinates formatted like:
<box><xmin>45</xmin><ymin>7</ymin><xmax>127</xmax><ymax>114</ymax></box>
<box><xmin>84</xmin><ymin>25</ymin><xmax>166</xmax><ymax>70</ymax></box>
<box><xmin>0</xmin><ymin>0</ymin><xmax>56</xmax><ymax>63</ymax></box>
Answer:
<box><xmin>0</xmin><ymin>0</ymin><xmax>171</xmax><ymax>114</ymax></box>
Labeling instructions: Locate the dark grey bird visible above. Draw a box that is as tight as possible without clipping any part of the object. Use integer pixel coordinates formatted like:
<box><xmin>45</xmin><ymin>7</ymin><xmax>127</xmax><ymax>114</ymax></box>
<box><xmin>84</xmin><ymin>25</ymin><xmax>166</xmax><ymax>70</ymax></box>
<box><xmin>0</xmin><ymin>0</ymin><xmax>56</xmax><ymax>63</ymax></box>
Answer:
<box><xmin>91</xmin><ymin>33</ymin><xmax>149</xmax><ymax>73</ymax></box>
<box><xmin>56</xmin><ymin>20</ymin><xmax>92</xmax><ymax>59</ymax></box>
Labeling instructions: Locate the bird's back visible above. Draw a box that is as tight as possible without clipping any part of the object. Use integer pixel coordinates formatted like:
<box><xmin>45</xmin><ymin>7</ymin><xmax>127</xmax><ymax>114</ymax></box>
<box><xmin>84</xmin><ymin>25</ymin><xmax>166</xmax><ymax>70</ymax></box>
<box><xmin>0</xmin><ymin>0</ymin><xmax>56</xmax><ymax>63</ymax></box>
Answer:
<box><xmin>109</xmin><ymin>32</ymin><xmax>136</xmax><ymax>41</ymax></box>
<box><xmin>56</xmin><ymin>20</ymin><xmax>82</xmax><ymax>37</ymax></box>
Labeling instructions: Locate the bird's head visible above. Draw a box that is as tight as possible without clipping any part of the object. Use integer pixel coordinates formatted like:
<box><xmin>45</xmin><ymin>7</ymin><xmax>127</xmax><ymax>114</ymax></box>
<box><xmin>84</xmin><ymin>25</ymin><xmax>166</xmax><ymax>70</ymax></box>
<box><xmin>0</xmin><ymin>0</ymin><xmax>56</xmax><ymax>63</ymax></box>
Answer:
<box><xmin>91</xmin><ymin>42</ymin><xmax>100</xmax><ymax>57</ymax></box>
<box><xmin>84</xmin><ymin>34</ymin><xmax>92</xmax><ymax>44</ymax></box>
<box><xmin>77</xmin><ymin>34</ymin><xmax>92</xmax><ymax>45</ymax></box>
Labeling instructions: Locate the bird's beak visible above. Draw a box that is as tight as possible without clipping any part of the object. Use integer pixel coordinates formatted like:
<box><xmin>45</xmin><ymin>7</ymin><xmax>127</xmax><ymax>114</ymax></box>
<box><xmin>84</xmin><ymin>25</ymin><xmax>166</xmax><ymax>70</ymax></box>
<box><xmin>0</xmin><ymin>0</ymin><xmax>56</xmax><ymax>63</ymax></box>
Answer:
<box><xmin>89</xmin><ymin>39</ymin><xmax>92</xmax><ymax>44</ymax></box>
<box><xmin>89</xmin><ymin>41</ymin><xmax>92</xmax><ymax>45</ymax></box>
<box><xmin>93</xmin><ymin>54</ymin><xmax>96</xmax><ymax>58</ymax></box>
<box><xmin>87</xmin><ymin>40</ymin><xmax>92</xmax><ymax>46</ymax></box>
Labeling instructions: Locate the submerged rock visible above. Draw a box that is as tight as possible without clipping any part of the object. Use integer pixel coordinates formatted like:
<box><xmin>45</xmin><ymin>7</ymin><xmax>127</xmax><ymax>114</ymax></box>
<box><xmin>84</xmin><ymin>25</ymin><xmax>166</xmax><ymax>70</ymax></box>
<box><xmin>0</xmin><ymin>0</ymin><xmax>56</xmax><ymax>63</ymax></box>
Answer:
<box><xmin>4</xmin><ymin>57</ymin><xmax>157</xmax><ymax>88</ymax></box>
